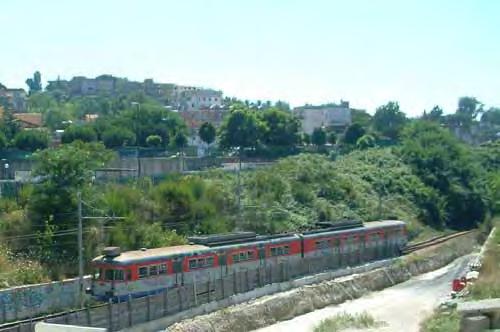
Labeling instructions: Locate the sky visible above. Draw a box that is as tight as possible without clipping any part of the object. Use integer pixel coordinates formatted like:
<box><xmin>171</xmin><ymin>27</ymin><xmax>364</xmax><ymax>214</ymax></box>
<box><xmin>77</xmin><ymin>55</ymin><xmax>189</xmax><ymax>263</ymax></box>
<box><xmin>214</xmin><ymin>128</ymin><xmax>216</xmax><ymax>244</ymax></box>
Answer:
<box><xmin>1</xmin><ymin>0</ymin><xmax>499</xmax><ymax>116</ymax></box>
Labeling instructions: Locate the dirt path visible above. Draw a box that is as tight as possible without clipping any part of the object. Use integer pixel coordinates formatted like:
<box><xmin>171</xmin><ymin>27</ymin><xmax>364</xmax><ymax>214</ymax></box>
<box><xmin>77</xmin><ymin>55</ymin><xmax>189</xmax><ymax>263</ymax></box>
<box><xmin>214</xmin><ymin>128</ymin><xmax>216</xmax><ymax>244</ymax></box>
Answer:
<box><xmin>254</xmin><ymin>254</ymin><xmax>474</xmax><ymax>332</ymax></box>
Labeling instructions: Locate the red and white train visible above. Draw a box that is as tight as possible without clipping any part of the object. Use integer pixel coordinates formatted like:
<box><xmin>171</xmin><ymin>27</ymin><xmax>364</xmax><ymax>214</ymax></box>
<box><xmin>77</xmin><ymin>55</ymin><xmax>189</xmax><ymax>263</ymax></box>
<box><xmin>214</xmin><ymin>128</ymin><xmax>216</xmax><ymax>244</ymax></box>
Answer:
<box><xmin>89</xmin><ymin>220</ymin><xmax>407</xmax><ymax>301</ymax></box>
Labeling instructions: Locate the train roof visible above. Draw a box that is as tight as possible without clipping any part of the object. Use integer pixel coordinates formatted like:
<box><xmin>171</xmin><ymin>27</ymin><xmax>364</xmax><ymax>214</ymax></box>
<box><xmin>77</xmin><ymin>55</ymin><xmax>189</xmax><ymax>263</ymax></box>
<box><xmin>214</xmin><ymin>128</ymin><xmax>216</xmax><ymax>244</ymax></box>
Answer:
<box><xmin>92</xmin><ymin>220</ymin><xmax>406</xmax><ymax>266</ymax></box>
<box><xmin>301</xmin><ymin>220</ymin><xmax>405</xmax><ymax>238</ymax></box>
<box><xmin>92</xmin><ymin>244</ymin><xmax>209</xmax><ymax>265</ymax></box>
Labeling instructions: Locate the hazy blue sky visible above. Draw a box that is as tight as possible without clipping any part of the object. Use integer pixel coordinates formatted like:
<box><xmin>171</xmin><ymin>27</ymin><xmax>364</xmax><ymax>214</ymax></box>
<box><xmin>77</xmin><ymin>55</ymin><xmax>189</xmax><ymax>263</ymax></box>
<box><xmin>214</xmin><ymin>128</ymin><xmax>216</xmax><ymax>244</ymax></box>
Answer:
<box><xmin>1</xmin><ymin>0</ymin><xmax>499</xmax><ymax>115</ymax></box>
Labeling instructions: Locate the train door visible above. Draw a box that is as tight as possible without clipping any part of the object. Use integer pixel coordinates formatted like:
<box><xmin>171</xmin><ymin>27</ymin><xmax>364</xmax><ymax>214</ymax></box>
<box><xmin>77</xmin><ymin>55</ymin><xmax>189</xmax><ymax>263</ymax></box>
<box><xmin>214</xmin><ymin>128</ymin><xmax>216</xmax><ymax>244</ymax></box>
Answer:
<box><xmin>219</xmin><ymin>252</ymin><xmax>227</xmax><ymax>276</ymax></box>
<box><xmin>331</xmin><ymin>238</ymin><xmax>340</xmax><ymax>269</ymax></box>
<box><xmin>340</xmin><ymin>236</ymin><xmax>347</xmax><ymax>267</ymax></box>
<box><xmin>258</xmin><ymin>244</ymin><xmax>266</xmax><ymax>266</ymax></box>
<box><xmin>377</xmin><ymin>232</ymin><xmax>385</xmax><ymax>259</ymax></box>
<box><xmin>173</xmin><ymin>257</ymin><xmax>184</xmax><ymax>286</ymax></box>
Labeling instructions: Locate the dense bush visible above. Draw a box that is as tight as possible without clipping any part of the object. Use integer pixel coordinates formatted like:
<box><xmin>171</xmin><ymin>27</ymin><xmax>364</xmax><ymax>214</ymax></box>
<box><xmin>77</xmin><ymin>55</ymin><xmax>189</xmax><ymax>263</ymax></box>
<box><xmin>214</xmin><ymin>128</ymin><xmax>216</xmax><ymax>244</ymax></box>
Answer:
<box><xmin>399</xmin><ymin>121</ymin><xmax>487</xmax><ymax>229</ymax></box>
<box><xmin>102</xmin><ymin>126</ymin><xmax>136</xmax><ymax>148</ymax></box>
<box><xmin>61</xmin><ymin>125</ymin><xmax>97</xmax><ymax>143</ymax></box>
<box><xmin>13</xmin><ymin>130</ymin><xmax>50</xmax><ymax>151</ymax></box>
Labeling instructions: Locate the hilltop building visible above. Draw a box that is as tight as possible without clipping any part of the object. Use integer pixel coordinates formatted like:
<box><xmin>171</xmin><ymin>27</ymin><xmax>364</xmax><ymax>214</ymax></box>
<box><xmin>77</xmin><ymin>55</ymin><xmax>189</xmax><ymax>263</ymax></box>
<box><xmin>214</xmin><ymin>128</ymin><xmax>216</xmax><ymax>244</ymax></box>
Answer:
<box><xmin>293</xmin><ymin>101</ymin><xmax>355</xmax><ymax>134</ymax></box>
<box><xmin>0</xmin><ymin>86</ymin><xmax>27</xmax><ymax>112</ymax></box>
<box><xmin>46</xmin><ymin>75</ymin><xmax>222</xmax><ymax>112</ymax></box>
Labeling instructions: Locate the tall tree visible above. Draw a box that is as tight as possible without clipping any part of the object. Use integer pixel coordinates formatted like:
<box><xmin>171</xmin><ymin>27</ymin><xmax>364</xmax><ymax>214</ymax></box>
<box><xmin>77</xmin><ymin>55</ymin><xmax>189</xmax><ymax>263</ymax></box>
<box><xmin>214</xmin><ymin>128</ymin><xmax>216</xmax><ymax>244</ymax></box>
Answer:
<box><xmin>198</xmin><ymin>122</ymin><xmax>216</xmax><ymax>145</ymax></box>
<box><xmin>455</xmin><ymin>97</ymin><xmax>483</xmax><ymax>127</ymax></box>
<box><xmin>259</xmin><ymin>108</ymin><xmax>300</xmax><ymax>146</ymax></box>
<box><xmin>422</xmin><ymin>105</ymin><xmax>443</xmax><ymax>122</ymax></box>
<box><xmin>25</xmin><ymin>71</ymin><xmax>42</xmax><ymax>95</ymax></box>
<box><xmin>28</xmin><ymin>142</ymin><xmax>113</xmax><ymax>261</ymax></box>
<box><xmin>218</xmin><ymin>108</ymin><xmax>266</xmax><ymax>149</ymax></box>
<box><xmin>343</xmin><ymin>123</ymin><xmax>366</xmax><ymax>145</ymax></box>
<box><xmin>372</xmin><ymin>101</ymin><xmax>407</xmax><ymax>140</ymax></box>
<box><xmin>311</xmin><ymin>127</ymin><xmax>326</xmax><ymax>146</ymax></box>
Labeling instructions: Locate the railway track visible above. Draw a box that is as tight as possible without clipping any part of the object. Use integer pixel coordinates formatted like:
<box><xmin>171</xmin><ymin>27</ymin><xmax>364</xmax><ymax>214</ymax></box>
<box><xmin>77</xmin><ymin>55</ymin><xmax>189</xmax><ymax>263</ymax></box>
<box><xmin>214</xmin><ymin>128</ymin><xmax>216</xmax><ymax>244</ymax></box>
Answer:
<box><xmin>402</xmin><ymin>230</ymin><xmax>473</xmax><ymax>255</ymax></box>
<box><xmin>1</xmin><ymin>230</ymin><xmax>474</xmax><ymax>332</ymax></box>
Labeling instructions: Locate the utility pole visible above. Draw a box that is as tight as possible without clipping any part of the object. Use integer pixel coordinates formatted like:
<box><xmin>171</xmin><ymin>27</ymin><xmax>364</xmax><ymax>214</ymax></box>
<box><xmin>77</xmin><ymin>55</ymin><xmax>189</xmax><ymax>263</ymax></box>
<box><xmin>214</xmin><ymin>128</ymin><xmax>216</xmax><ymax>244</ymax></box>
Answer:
<box><xmin>77</xmin><ymin>191</ymin><xmax>84</xmax><ymax>308</ymax></box>
<box><xmin>237</xmin><ymin>147</ymin><xmax>242</xmax><ymax>225</ymax></box>
<box><xmin>76</xmin><ymin>193</ymin><xmax>126</xmax><ymax>309</ymax></box>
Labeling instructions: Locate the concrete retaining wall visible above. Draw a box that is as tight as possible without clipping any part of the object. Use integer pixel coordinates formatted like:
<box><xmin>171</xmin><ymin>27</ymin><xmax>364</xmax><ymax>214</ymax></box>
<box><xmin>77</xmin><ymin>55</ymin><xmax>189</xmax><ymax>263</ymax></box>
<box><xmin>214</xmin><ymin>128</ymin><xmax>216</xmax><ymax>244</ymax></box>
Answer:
<box><xmin>0</xmin><ymin>277</ymin><xmax>91</xmax><ymax>324</ymax></box>
<box><xmin>165</xmin><ymin>233</ymin><xmax>479</xmax><ymax>332</ymax></box>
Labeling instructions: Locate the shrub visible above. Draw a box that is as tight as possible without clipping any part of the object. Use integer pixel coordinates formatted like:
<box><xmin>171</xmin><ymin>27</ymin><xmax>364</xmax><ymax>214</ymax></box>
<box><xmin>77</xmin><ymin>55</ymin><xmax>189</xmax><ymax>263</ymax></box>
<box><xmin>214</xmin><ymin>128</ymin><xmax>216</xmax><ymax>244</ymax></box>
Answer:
<box><xmin>102</xmin><ymin>127</ymin><xmax>136</xmax><ymax>148</ymax></box>
<box><xmin>13</xmin><ymin>130</ymin><xmax>49</xmax><ymax>151</ymax></box>
<box><xmin>146</xmin><ymin>134</ymin><xmax>162</xmax><ymax>147</ymax></box>
<box><xmin>61</xmin><ymin>125</ymin><xmax>97</xmax><ymax>143</ymax></box>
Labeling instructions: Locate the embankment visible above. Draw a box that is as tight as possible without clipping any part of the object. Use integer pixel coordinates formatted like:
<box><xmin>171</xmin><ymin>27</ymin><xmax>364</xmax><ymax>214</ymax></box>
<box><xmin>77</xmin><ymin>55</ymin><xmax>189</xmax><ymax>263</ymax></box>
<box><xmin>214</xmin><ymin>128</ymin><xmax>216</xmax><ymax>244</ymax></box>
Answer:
<box><xmin>166</xmin><ymin>232</ymin><xmax>479</xmax><ymax>332</ymax></box>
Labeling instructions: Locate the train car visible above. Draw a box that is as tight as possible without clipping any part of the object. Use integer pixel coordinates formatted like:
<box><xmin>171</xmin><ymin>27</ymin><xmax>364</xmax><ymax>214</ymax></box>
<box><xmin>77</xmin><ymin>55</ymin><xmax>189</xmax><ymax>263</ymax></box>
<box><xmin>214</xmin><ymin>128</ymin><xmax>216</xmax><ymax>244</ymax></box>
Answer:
<box><xmin>89</xmin><ymin>220</ymin><xmax>407</xmax><ymax>301</ymax></box>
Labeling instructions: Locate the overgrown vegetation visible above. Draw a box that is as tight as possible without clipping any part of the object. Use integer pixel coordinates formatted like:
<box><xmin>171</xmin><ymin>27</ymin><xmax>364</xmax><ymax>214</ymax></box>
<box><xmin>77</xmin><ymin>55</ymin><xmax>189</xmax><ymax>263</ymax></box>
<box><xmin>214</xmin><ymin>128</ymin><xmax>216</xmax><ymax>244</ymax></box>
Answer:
<box><xmin>469</xmin><ymin>218</ymin><xmax>500</xmax><ymax>299</ymax></box>
<box><xmin>313</xmin><ymin>311</ymin><xmax>385</xmax><ymax>332</ymax></box>
<box><xmin>420</xmin><ymin>309</ymin><xmax>461</xmax><ymax>332</ymax></box>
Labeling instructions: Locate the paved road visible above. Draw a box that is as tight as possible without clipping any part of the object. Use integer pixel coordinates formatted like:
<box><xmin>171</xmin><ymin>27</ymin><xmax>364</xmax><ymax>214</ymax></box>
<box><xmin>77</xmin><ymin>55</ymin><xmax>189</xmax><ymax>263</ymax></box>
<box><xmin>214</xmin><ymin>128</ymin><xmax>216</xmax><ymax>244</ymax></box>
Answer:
<box><xmin>254</xmin><ymin>255</ymin><xmax>474</xmax><ymax>332</ymax></box>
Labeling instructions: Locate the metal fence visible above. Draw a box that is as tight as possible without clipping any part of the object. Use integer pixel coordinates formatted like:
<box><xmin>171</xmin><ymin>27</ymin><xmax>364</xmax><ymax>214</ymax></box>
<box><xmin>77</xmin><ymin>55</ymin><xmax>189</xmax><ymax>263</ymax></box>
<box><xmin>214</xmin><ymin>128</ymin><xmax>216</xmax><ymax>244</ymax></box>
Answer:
<box><xmin>0</xmin><ymin>247</ymin><xmax>398</xmax><ymax>332</ymax></box>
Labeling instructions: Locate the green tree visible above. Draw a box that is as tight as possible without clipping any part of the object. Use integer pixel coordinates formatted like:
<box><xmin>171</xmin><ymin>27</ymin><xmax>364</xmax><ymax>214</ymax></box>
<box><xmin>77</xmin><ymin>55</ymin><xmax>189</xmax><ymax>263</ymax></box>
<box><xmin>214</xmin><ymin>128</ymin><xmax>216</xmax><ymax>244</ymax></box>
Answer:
<box><xmin>0</xmin><ymin>132</ymin><xmax>6</xmax><ymax>150</ymax></box>
<box><xmin>455</xmin><ymin>97</ymin><xmax>483</xmax><ymax>127</ymax></box>
<box><xmin>481</xmin><ymin>107</ymin><xmax>500</xmax><ymax>126</ymax></box>
<box><xmin>219</xmin><ymin>108</ymin><xmax>265</xmax><ymax>149</ymax></box>
<box><xmin>343</xmin><ymin>123</ymin><xmax>366</xmax><ymax>145</ymax></box>
<box><xmin>25</xmin><ymin>71</ymin><xmax>42</xmax><ymax>95</ymax></box>
<box><xmin>61</xmin><ymin>125</ymin><xmax>97</xmax><ymax>144</ymax></box>
<box><xmin>311</xmin><ymin>127</ymin><xmax>327</xmax><ymax>146</ymax></box>
<box><xmin>0</xmin><ymin>108</ymin><xmax>21</xmax><ymax>140</ymax></box>
<box><xmin>259</xmin><ymin>108</ymin><xmax>300</xmax><ymax>146</ymax></box>
<box><xmin>13</xmin><ymin>130</ymin><xmax>49</xmax><ymax>151</ymax></box>
<box><xmin>351</xmin><ymin>109</ymin><xmax>372</xmax><ymax>127</ymax></box>
<box><xmin>356</xmin><ymin>134</ymin><xmax>376</xmax><ymax>149</ymax></box>
<box><xmin>327</xmin><ymin>132</ymin><xmax>337</xmax><ymax>145</ymax></box>
<box><xmin>400</xmin><ymin>121</ymin><xmax>486</xmax><ymax>229</ymax></box>
<box><xmin>422</xmin><ymin>105</ymin><xmax>443</xmax><ymax>122</ymax></box>
<box><xmin>102</xmin><ymin>127</ymin><xmax>136</xmax><ymax>148</ymax></box>
<box><xmin>146</xmin><ymin>134</ymin><xmax>162</xmax><ymax>147</ymax></box>
<box><xmin>373</xmin><ymin>102</ymin><xmax>407</xmax><ymax>140</ymax></box>
<box><xmin>199</xmin><ymin>122</ymin><xmax>216</xmax><ymax>145</ymax></box>
<box><xmin>28</xmin><ymin>142</ymin><xmax>113</xmax><ymax>262</ymax></box>
<box><xmin>172</xmin><ymin>131</ymin><xmax>188</xmax><ymax>149</ymax></box>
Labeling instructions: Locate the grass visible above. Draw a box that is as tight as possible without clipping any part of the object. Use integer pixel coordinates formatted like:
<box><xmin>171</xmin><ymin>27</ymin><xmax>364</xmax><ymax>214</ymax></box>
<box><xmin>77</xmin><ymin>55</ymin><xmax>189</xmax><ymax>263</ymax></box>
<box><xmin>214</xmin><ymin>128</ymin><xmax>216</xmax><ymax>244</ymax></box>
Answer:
<box><xmin>420</xmin><ymin>309</ymin><xmax>461</xmax><ymax>332</ymax></box>
<box><xmin>468</xmin><ymin>217</ymin><xmax>500</xmax><ymax>300</ymax></box>
<box><xmin>313</xmin><ymin>311</ymin><xmax>385</xmax><ymax>332</ymax></box>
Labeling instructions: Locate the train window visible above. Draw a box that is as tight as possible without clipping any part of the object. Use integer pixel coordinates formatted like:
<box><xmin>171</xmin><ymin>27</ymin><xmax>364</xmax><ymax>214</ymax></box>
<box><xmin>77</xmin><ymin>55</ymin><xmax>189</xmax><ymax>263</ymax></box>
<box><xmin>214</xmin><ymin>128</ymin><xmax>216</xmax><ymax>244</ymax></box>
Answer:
<box><xmin>139</xmin><ymin>267</ymin><xmax>148</xmax><ymax>279</ymax></box>
<box><xmin>232</xmin><ymin>254</ymin><xmax>239</xmax><ymax>262</ymax></box>
<box><xmin>277</xmin><ymin>247</ymin><xmax>284</xmax><ymax>255</ymax></box>
<box><xmin>248</xmin><ymin>251</ymin><xmax>254</xmax><ymax>259</ymax></box>
<box><xmin>150</xmin><ymin>265</ymin><xmax>158</xmax><ymax>276</ymax></box>
<box><xmin>207</xmin><ymin>257</ymin><xmax>214</xmax><ymax>266</ymax></box>
<box><xmin>284</xmin><ymin>246</ymin><xmax>290</xmax><ymax>254</ymax></box>
<box><xmin>115</xmin><ymin>270</ymin><xmax>124</xmax><ymax>281</ymax></box>
<box><xmin>125</xmin><ymin>269</ymin><xmax>131</xmax><ymax>281</ymax></box>
<box><xmin>159</xmin><ymin>264</ymin><xmax>167</xmax><ymax>275</ymax></box>
<box><xmin>316</xmin><ymin>240</ymin><xmax>329</xmax><ymax>249</ymax></box>
<box><xmin>239</xmin><ymin>252</ymin><xmax>246</xmax><ymax>261</ymax></box>
<box><xmin>189</xmin><ymin>259</ymin><xmax>197</xmax><ymax>269</ymax></box>
<box><xmin>271</xmin><ymin>247</ymin><xmax>277</xmax><ymax>256</ymax></box>
<box><xmin>105</xmin><ymin>269</ymin><xmax>114</xmax><ymax>281</ymax></box>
